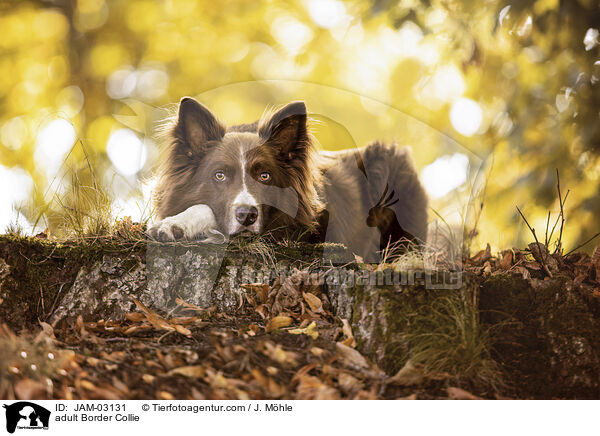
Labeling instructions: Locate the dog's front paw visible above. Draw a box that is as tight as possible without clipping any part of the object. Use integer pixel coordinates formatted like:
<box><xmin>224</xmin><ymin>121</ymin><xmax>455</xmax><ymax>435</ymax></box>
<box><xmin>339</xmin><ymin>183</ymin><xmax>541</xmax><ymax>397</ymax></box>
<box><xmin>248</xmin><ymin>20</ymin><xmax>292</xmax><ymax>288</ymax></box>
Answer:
<box><xmin>147</xmin><ymin>204</ymin><xmax>223</xmax><ymax>242</ymax></box>
<box><xmin>147</xmin><ymin>219</ymin><xmax>186</xmax><ymax>241</ymax></box>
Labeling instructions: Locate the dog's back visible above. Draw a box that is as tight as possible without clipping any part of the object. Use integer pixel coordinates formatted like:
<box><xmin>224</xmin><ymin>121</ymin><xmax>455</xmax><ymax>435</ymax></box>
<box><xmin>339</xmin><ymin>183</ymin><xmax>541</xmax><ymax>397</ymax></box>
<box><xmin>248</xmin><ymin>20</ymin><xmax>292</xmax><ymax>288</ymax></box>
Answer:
<box><xmin>317</xmin><ymin>142</ymin><xmax>428</xmax><ymax>261</ymax></box>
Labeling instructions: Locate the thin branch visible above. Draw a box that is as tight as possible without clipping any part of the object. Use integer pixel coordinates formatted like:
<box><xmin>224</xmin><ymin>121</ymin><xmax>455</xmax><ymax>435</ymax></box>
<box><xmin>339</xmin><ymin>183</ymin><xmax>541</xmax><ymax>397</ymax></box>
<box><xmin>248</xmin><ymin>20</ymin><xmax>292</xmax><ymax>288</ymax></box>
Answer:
<box><xmin>564</xmin><ymin>232</ymin><xmax>600</xmax><ymax>257</ymax></box>
<box><xmin>555</xmin><ymin>169</ymin><xmax>569</xmax><ymax>255</ymax></box>
<box><xmin>517</xmin><ymin>206</ymin><xmax>553</xmax><ymax>277</ymax></box>
<box><xmin>547</xmin><ymin>190</ymin><xmax>569</xmax><ymax>246</ymax></box>
<box><xmin>544</xmin><ymin>210</ymin><xmax>551</xmax><ymax>248</ymax></box>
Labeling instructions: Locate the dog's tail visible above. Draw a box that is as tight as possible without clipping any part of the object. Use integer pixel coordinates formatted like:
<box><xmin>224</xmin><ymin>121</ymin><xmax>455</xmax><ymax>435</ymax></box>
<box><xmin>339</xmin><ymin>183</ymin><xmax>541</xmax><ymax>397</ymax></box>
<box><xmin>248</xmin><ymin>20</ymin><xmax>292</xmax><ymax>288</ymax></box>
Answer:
<box><xmin>360</xmin><ymin>142</ymin><xmax>429</xmax><ymax>245</ymax></box>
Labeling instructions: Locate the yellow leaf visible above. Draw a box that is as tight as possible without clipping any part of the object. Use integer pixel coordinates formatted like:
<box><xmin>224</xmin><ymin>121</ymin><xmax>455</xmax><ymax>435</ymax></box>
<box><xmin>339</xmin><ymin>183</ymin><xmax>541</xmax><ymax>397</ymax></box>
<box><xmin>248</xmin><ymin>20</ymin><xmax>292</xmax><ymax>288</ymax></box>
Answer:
<box><xmin>266</xmin><ymin>315</ymin><xmax>293</xmax><ymax>332</ymax></box>
<box><xmin>288</xmin><ymin>321</ymin><xmax>318</xmax><ymax>339</ymax></box>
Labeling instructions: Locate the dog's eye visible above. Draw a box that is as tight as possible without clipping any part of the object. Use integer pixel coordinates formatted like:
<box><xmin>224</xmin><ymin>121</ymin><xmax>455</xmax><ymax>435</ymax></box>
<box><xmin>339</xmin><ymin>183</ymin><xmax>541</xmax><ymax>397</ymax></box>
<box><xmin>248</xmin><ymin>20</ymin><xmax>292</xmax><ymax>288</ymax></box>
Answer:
<box><xmin>259</xmin><ymin>172</ymin><xmax>271</xmax><ymax>182</ymax></box>
<box><xmin>214</xmin><ymin>171</ymin><xmax>226</xmax><ymax>182</ymax></box>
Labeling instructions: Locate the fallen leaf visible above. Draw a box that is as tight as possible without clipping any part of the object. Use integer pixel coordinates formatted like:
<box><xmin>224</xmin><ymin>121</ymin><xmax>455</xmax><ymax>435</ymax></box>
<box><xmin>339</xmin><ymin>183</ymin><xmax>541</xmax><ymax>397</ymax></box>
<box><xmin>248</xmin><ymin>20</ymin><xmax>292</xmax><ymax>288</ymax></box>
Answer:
<box><xmin>499</xmin><ymin>250</ymin><xmax>514</xmax><ymax>270</ymax></box>
<box><xmin>168</xmin><ymin>366</ymin><xmax>206</xmax><ymax>378</ymax></box>
<box><xmin>447</xmin><ymin>386</ymin><xmax>482</xmax><ymax>400</ymax></box>
<box><xmin>263</xmin><ymin>341</ymin><xmax>298</xmax><ymax>366</ymax></box>
<box><xmin>125</xmin><ymin>312</ymin><xmax>146</xmax><ymax>322</ymax></box>
<box><xmin>338</xmin><ymin>372</ymin><xmax>363</xmax><ymax>394</ymax></box>
<box><xmin>14</xmin><ymin>378</ymin><xmax>46</xmax><ymax>400</ymax></box>
<box><xmin>241</xmin><ymin>283</ymin><xmax>270</xmax><ymax>304</ymax></box>
<box><xmin>386</xmin><ymin>360</ymin><xmax>425</xmax><ymax>386</ymax></box>
<box><xmin>396</xmin><ymin>393</ymin><xmax>418</xmax><ymax>400</ymax></box>
<box><xmin>296</xmin><ymin>375</ymin><xmax>340</xmax><ymax>400</ymax></box>
<box><xmin>335</xmin><ymin>342</ymin><xmax>369</xmax><ymax>369</ymax></box>
<box><xmin>266</xmin><ymin>315</ymin><xmax>293</xmax><ymax>332</ymax></box>
<box><xmin>270</xmin><ymin>271</ymin><xmax>303</xmax><ymax>313</ymax></box>
<box><xmin>470</xmin><ymin>243</ymin><xmax>491</xmax><ymax>265</ymax></box>
<box><xmin>302</xmin><ymin>292</ymin><xmax>323</xmax><ymax>313</ymax></box>
<box><xmin>142</xmin><ymin>374</ymin><xmax>155</xmax><ymax>383</ymax></box>
<box><xmin>80</xmin><ymin>379</ymin><xmax>96</xmax><ymax>390</ymax></box>
<box><xmin>288</xmin><ymin>321</ymin><xmax>318</xmax><ymax>339</ymax></box>
<box><xmin>123</xmin><ymin>324</ymin><xmax>151</xmax><ymax>335</ymax></box>
<box><xmin>131</xmin><ymin>297</ymin><xmax>175</xmax><ymax>332</ymax></box>
<box><xmin>174</xmin><ymin>324</ymin><xmax>192</xmax><ymax>337</ymax></box>
<box><xmin>158</xmin><ymin>391</ymin><xmax>174</xmax><ymax>400</ymax></box>
<box><xmin>340</xmin><ymin>318</ymin><xmax>356</xmax><ymax>348</ymax></box>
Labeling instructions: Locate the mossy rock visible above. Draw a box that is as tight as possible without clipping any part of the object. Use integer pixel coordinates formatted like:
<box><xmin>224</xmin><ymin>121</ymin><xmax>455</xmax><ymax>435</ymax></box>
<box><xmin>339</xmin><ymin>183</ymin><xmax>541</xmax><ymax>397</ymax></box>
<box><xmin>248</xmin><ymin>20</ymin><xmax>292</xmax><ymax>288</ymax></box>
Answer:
<box><xmin>0</xmin><ymin>235</ymin><xmax>347</xmax><ymax>328</ymax></box>
<box><xmin>326</xmin><ymin>268</ymin><xmax>477</xmax><ymax>374</ymax></box>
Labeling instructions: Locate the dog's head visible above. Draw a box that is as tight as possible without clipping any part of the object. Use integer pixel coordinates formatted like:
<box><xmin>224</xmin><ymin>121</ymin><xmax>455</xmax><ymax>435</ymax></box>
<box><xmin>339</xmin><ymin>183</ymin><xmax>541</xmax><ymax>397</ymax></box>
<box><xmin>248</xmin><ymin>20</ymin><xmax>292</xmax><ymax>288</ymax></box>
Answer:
<box><xmin>158</xmin><ymin>98</ymin><xmax>320</xmax><ymax>236</ymax></box>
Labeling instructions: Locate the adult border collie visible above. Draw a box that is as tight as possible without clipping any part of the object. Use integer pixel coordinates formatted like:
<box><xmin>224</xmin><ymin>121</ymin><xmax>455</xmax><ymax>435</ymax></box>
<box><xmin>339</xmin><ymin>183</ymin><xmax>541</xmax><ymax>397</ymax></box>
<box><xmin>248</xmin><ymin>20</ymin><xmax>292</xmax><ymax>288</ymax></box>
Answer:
<box><xmin>148</xmin><ymin>98</ymin><xmax>428</xmax><ymax>261</ymax></box>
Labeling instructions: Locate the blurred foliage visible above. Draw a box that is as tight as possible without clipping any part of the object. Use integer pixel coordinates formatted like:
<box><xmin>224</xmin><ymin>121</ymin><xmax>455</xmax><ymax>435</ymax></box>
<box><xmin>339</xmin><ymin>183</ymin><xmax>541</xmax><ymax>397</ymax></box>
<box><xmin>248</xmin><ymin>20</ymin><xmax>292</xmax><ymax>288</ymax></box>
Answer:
<box><xmin>0</xmin><ymin>0</ymin><xmax>598</xmax><ymax>252</ymax></box>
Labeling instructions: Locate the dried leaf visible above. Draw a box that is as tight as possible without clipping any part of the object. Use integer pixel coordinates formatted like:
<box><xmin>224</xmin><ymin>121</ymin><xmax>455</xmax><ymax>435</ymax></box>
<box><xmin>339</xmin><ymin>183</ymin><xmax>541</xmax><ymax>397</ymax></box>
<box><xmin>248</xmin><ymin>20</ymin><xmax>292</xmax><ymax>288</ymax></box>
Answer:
<box><xmin>336</xmin><ymin>342</ymin><xmax>369</xmax><ymax>369</ymax></box>
<box><xmin>14</xmin><ymin>378</ymin><xmax>46</xmax><ymax>400</ymax></box>
<box><xmin>241</xmin><ymin>283</ymin><xmax>270</xmax><ymax>304</ymax></box>
<box><xmin>266</xmin><ymin>315</ymin><xmax>293</xmax><ymax>332</ymax></box>
<box><xmin>386</xmin><ymin>360</ymin><xmax>425</xmax><ymax>386</ymax></box>
<box><xmin>338</xmin><ymin>372</ymin><xmax>363</xmax><ymax>394</ymax></box>
<box><xmin>288</xmin><ymin>321</ymin><xmax>318</xmax><ymax>339</ymax></box>
<box><xmin>38</xmin><ymin>321</ymin><xmax>54</xmax><ymax>338</ymax></box>
<box><xmin>168</xmin><ymin>366</ymin><xmax>206</xmax><ymax>378</ymax></box>
<box><xmin>513</xmin><ymin>266</ymin><xmax>531</xmax><ymax>280</ymax></box>
<box><xmin>142</xmin><ymin>374</ymin><xmax>155</xmax><ymax>383</ymax></box>
<box><xmin>125</xmin><ymin>312</ymin><xmax>146</xmax><ymax>322</ymax></box>
<box><xmin>499</xmin><ymin>250</ymin><xmax>514</xmax><ymax>270</ymax></box>
<box><xmin>80</xmin><ymin>379</ymin><xmax>96</xmax><ymax>390</ymax></box>
<box><xmin>158</xmin><ymin>391</ymin><xmax>174</xmax><ymax>400</ymax></box>
<box><xmin>270</xmin><ymin>272</ymin><xmax>303</xmax><ymax>313</ymax></box>
<box><xmin>302</xmin><ymin>292</ymin><xmax>323</xmax><ymax>313</ymax></box>
<box><xmin>131</xmin><ymin>296</ymin><xmax>175</xmax><ymax>332</ymax></box>
<box><xmin>470</xmin><ymin>243</ymin><xmax>491</xmax><ymax>265</ymax></box>
<box><xmin>263</xmin><ymin>341</ymin><xmax>298</xmax><ymax>366</ymax></box>
<box><xmin>447</xmin><ymin>387</ymin><xmax>482</xmax><ymax>400</ymax></box>
<box><xmin>340</xmin><ymin>318</ymin><xmax>356</xmax><ymax>348</ymax></box>
<box><xmin>297</xmin><ymin>375</ymin><xmax>340</xmax><ymax>400</ymax></box>
<box><xmin>123</xmin><ymin>324</ymin><xmax>151</xmax><ymax>335</ymax></box>
<box><xmin>173</xmin><ymin>324</ymin><xmax>192</xmax><ymax>337</ymax></box>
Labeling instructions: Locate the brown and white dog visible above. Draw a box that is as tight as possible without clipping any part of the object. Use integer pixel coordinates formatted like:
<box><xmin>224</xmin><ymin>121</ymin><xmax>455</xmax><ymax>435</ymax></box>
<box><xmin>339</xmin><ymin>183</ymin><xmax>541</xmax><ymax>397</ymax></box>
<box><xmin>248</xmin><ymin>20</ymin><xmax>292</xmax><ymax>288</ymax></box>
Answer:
<box><xmin>148</xmin><ymin>98</ymin><xmax>428</xmax><ymax>261</ymax></box>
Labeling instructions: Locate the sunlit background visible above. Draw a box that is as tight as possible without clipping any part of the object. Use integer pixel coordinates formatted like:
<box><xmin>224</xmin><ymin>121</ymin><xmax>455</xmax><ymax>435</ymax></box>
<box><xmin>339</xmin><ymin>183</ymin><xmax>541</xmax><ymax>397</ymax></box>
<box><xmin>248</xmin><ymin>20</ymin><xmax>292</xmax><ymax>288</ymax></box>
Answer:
<box><xmin>0</xmin><ymin>0</ymin><xmax>599</xmax><ymax>253</ymax></box>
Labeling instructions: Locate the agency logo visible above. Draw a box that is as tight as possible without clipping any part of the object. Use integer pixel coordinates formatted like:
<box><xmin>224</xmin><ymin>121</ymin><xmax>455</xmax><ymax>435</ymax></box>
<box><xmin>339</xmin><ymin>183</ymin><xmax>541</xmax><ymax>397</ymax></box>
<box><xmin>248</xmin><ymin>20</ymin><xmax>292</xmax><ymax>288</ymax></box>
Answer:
<box><xmin>2</xmin><ymin>402</ymin><xmax>50</xmax><ymax>434</ymax></box>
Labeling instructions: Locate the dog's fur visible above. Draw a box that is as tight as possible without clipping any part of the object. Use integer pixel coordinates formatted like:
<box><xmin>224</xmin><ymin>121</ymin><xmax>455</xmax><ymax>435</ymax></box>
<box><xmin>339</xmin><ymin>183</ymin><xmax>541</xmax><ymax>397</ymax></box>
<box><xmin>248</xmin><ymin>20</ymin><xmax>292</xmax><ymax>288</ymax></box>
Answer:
<box><xmin>149</xmin><ymin>98</ymin><xmax>428</xmax><ymax>261</ymax></box>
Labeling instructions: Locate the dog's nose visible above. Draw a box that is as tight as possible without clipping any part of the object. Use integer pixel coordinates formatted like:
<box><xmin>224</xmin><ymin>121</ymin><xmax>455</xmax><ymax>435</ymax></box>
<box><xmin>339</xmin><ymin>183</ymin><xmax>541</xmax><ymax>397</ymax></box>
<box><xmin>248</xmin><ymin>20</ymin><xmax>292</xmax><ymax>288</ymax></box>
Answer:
<box><xmin>235</xmin><ymin>206</ymin><xmax>258</xmax><ymax>226</ymax></box>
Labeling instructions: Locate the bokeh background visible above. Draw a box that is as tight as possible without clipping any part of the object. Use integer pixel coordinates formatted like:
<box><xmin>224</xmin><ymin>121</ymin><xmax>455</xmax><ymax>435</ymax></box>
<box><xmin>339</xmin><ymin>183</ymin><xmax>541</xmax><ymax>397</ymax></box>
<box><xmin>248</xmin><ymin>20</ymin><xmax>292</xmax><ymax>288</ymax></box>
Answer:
<box><xmin>0</xmin><ymin>0</ymin><xmax>599</xmax><ymax>253</ymax></box>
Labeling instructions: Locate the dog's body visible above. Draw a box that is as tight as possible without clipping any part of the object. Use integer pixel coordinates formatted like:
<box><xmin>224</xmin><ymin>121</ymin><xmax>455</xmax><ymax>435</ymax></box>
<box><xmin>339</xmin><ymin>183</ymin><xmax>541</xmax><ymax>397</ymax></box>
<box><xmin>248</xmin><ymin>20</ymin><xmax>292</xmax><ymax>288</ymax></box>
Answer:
<box><xmin>149</xmin><ymin>98</ymin><xmax>428</xmax><ymax>261</ymax></box>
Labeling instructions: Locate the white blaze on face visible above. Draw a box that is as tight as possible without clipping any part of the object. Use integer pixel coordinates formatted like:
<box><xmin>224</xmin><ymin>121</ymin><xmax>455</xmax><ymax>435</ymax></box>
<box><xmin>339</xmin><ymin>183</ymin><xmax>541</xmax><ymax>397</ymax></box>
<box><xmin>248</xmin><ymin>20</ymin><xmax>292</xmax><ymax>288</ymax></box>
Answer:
<box><xmin>228</xmin><ymin>144</ymin><xmax>261</xmax><ymax>235</ymax></box>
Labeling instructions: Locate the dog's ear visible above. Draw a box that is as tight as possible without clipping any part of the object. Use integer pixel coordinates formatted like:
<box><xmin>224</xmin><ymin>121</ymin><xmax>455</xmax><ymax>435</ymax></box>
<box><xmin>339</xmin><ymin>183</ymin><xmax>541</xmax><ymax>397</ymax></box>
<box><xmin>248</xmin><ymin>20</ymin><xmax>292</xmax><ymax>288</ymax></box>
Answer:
<box><xmin>259</xmin><ymin>101</ymin><xmax>308</xmax><ymax>159</ymax></box>
<box><xmin>176</xmin><ymin>97</ymin><xmax>225</xmax><ymax>152</ymax></box>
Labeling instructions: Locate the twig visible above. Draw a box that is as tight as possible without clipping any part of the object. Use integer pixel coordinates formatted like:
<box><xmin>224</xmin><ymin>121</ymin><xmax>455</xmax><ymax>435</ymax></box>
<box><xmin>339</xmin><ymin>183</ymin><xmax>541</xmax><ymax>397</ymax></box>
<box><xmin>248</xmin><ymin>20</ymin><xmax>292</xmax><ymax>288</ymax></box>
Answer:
<box><xmin>544</xmin><ymin>210</ymin><xmax>551</xmax><ymax>248</ymax></box>
<box><xmin>547</xmin><ymin>190</ymin><xmax>569</xmax><ymax>245</ymax></box>
<box><xmin>564</xmin><ymin>232</ymin><xmax>600</xmax><ymax>257</ymax></box>
<box><xmin>555</xmin><ymin>169</ymin><xmax>569</xmax><ymax>255</ymax></box>
<box><xmin>516</xmin><ymin>206</ymin><xmax>553</xmax><ymax>277</ymax></box>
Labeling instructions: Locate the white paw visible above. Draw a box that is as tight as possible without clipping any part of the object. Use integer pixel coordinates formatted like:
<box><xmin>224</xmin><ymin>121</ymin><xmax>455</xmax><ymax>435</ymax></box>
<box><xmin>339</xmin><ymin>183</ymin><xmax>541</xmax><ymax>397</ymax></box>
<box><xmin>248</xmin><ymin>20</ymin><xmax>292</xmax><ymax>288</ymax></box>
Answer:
<box><xmin>147</xmin><ymin>204</ymin><xmax>224</xmax><ymax>242</ymax></box>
